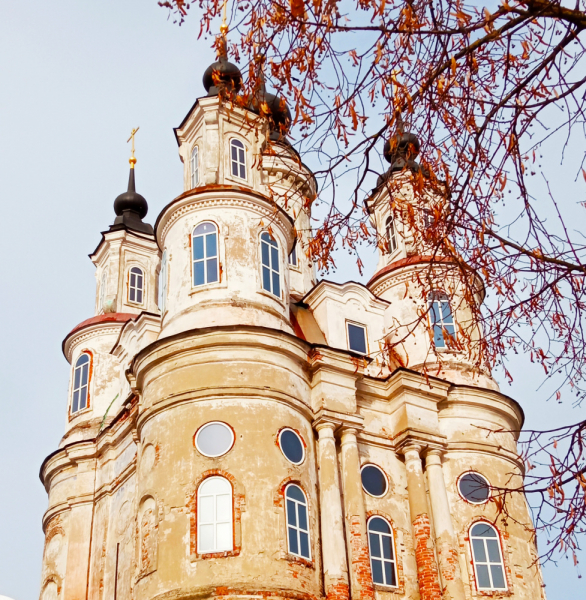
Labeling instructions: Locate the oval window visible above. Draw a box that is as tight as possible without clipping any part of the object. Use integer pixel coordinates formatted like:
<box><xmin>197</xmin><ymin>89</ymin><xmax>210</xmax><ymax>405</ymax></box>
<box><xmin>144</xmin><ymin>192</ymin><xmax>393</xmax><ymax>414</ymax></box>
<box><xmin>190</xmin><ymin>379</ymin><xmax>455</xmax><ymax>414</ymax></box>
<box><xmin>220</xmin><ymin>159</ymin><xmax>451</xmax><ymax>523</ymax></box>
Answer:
<box><xmin>361</xmin><ymin>464</ymin><xmax>388</xmax><ymax>497</ymax></box>
<box><xmin>458</xmin><ymin>472</ymin><xmax>490</xmax><ymax>504</ymax></box>
<box><xmin>195</xmin><ymin>422</ymin><xmax>234</xmax><ymax>457</ymax></box>
<box><xmin>279</xmin><ymin>428</ymin><xmax>305</xmax><ymax>464</ymax></box>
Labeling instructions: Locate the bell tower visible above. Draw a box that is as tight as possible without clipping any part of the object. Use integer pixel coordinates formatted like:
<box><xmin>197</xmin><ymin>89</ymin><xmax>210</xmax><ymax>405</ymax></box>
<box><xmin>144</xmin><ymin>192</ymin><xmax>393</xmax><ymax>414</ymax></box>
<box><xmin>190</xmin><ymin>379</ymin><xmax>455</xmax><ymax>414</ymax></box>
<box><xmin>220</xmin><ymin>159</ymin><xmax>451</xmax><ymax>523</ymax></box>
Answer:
<box><xmin>366</xmin><ymin>118</ymin><xmax>492</xmax><ymax>388</ymax></box>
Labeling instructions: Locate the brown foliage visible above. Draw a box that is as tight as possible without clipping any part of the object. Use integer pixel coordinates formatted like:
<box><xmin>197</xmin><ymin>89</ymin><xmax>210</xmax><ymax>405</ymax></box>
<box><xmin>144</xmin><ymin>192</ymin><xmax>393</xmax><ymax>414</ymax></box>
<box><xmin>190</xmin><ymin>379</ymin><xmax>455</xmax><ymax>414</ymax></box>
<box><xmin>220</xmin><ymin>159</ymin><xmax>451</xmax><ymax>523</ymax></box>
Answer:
<box><xmin>161</xmin><ymin>0</ymin><xmax>586</xmax><ymax>563</ymax></box>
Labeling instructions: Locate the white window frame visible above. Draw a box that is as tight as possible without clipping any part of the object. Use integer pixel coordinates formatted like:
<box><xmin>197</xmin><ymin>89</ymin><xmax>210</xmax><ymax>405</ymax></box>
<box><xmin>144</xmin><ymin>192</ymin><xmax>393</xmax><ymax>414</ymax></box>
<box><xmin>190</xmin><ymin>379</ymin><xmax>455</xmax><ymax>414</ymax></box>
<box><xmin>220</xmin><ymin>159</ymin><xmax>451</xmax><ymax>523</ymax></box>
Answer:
<box><xmin>128</xmin><ymin>266</ymin><xmax>145</xmax><ymax>305</ymax></box>
<box><xmin>385</xmin><ymin>214</ymin><xmax>397</xmax><ymax>254</ymax></box>
<box><xmin>195</xmin><ymin>421</ymin><xmax>235</xmax><ymax>458</ymax></box>
<box><xmin>469</xmin><ymin>522</ymin><xmax>508</xmax><ymax>591</ymax></box>
<box><xmin>192</xmin><ymin>222</ymin><xmax>219</xmax><ymax>287</ymax></box>
<box><xmin>457</xmin><ymin>471</ymin><xmax>491</xmax><ymax>505</ymax></box>
<box><xmin>197</xmin><ymin>476</ymin><xmax>233</xmax><ymax>554</ymax></box>
<box><xmin>71</xmin><ymin>353</ymin><xmax>91</xmax><ymax>415</ymax></box>
<box><xmin>288</xmin><ymin>244</ymin><xmax>298</xmax><ymax>267</ymax></box>
<box><xmin>230</xmin><ymin>138</ymin><xmax>247</xmax><ymax>180</ymax></box>
<box><xmin>347</xmin><ymin>321</ymin><xmax>368</xmax><ymax>355</ymax></box>
<box><xmin>191</xmin><ymin>145</ymin><xmax>199</xmax><ymax>188</ymax></box>
<box><xmin>428</xmin><ymin>291</ymin><xmax>456</xmax><ymax>349</ymax></box>
<box><xmin>285</xmin><ymin>484</ymin><xmax>311</xmax><ymax>560</ymax></box>
<box><xmin>260</xmin><ymin>232</ymin><xmax>281</xmax><ymax>298</ymax></box>
<box><xmin>367</xmin><ymin>516</ymin><xmax>398</xmax><ymax>588</ymax></box>
<box><xmin>360</xmin><ymin>464</ymin><xmax>388</xmax><ymax>498</ymax></box>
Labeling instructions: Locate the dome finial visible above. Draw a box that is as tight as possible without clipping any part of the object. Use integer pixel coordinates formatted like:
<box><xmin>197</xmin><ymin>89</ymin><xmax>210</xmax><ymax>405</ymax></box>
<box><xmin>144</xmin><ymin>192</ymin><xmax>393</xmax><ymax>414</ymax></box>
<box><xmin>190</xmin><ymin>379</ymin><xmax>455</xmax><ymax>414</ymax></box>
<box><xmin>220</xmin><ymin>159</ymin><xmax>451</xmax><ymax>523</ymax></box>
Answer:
<box><xmin>202</xmin><ymin>2</ymin><xmax>243</xmax><ymax>97</ymax></box>
<box><xmin>127</xmin><ymin>126</ymin><xmax>139</xmax><ymax>168</ymax></box>
<box><xmin>110</xmin><ymin>129</ymin><xmax>153</xmax><ymax>235</ymax></box>
<box><xmin>219</xmin><ymin>0</ymin><xmax>229</xmax><ymax>36</ymax></box>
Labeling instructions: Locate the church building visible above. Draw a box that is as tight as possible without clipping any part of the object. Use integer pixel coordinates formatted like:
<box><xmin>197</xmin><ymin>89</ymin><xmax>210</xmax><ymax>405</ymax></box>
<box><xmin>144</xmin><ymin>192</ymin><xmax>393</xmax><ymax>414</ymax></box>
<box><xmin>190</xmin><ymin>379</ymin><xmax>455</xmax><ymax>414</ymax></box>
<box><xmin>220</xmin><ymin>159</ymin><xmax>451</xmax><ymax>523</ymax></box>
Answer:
<box><xmin>38</xmin><ymin>41</ymin><xmax>546</xmax><ymax>600</ymax></box>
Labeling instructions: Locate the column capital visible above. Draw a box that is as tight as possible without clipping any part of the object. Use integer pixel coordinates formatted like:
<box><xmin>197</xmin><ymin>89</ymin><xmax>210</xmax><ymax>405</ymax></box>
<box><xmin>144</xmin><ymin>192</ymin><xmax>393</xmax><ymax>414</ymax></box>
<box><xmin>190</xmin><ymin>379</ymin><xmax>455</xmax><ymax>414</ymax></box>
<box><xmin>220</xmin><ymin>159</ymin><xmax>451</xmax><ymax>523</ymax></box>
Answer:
<box><xmin>425</xmin><ymin>448</ymin><xmax>444</xmax><ymax>465</ymax></box>
<box><xmin>313</xmin><ymin>409</ymin><xmax>363</xmax><ymax>436</ymax></box>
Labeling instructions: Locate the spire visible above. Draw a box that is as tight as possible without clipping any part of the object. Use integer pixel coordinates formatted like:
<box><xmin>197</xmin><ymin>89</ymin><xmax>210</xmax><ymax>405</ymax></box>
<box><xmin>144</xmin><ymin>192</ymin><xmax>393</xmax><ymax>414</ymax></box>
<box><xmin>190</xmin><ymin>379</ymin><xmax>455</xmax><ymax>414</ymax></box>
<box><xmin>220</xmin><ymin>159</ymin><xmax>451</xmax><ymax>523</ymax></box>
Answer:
<box><xmin>110</xmin><ymin>128</ymin><xmax>153</xmax><ymax>235</ymax></box>
<box><xmin>202</xmin><ymin>3</ymin><xmax>243</xmax><ymax>96</ymax></box>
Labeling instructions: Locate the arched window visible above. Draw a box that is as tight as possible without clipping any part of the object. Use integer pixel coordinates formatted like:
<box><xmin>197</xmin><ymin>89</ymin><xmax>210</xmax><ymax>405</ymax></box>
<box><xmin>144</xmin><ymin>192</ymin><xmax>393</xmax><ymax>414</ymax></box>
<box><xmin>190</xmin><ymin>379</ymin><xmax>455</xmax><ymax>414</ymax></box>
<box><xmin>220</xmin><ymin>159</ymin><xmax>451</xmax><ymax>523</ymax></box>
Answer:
<box><xmin>71</xmin><ymin>353</ymin><xmax>90</xmax><ymax>414</ymax></box>
<box><xmin>191</xmin><ymin>146</ymin><xmax>199</xmax><ymax>188</ymax></box>
<box><xmin>128</xmin><ymin>267</ymin><xmax>144</xmax><ymax>304</ymax></box>
<box><xmin>192</xmin><ymin>222</ymin><xmax>219</xmax><ymax>286</ymax></box>
<box><xmin>159</xmin><ymin>250</ymin><xmax>168</xmax><ymax>313</ymax></box>
<box><xmin>470</xmin><ymin>523</ymin><xmax>507</xmax><ymax>591</ymax></box>
<box><xmin>368</xmin><ymin>516</ymin><xmax>398</xmax><ymax>587</ymax></box>
<box><xmin>99</xmin><ymin>269</ymin><xmax>108</xmax><ymax>312</ymax></box>
<box><xmin>198</xmin><ymin>476</ymin><xmax>233</xmax><ymax>554</ymax></box>
<box><xmin>261</xmin><ymin>232</ymin><xmax>281</xmax><ymax>297</ymax></box>
<box><xmin>230</xmin><ymin>139</ymin><xmax>246</xmax><ymax>179</ymax></box>
<box><xmin>385</xmin><ymin>215</ymin><xmax>397</xmax><ymax>253</ymax></box>
<box><xmin>428</xmin><ymin>291</ymin><xmax>455</xmax><ymax>348</ymax></box>
<box><xmin>285</xmin><ymin>484</ymin><xmax>311</xmax><ymax>559</ymax></box>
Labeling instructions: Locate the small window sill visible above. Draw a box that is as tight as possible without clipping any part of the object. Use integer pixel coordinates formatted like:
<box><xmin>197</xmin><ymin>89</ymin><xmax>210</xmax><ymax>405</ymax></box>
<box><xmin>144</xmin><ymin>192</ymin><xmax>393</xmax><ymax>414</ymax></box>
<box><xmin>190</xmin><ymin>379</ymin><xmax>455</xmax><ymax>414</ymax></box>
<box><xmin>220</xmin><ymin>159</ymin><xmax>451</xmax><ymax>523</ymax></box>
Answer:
<box><xmin>188</xmin><ymin>280</ymin><xmax>227</xmax><ymax>295</ymax></box>
<box><xmin>284</xmin><ymin>554</ymin><xmax>314</xmax><ymax>569</ymax></box>
<box><xmin>257</xmin><ymin>287</ymin><xmax>287</xmax><ymax>308</ymax></box>
<box><xmin>190</xmin><ymin>548</ymin><xmax>241</xmax><ymax>562</ymax></box>
<box><xmin>68</xmin><ymin>406</ymin><xmax>92</xmax><ymax>422</ymax></box>
<box><xmin>225</xmin><ymin>172</ymin><xmax>251</xmax><ymax>187</ymax></box>
<box><xmin>372</xmin><ymin>583</ymin><xmax>401</xmax><ymax>593</ymax></box>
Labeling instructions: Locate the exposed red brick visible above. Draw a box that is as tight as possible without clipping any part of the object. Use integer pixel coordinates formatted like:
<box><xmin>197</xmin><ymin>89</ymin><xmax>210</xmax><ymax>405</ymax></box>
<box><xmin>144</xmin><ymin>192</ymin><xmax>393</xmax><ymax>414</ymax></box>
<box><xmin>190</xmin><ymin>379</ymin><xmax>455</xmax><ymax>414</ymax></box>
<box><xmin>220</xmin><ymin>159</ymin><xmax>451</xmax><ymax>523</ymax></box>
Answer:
<box><xmin>348</xmin><ymin>516</ymin><xmax>374</xmax><ymax>600</ymax></box>
<box><xmin>412</xmin><ymin>514</ymin><xmax>441</xmax><ymax>600</ymax></box>
<box><xmin>325</xmin><ymin>580</ymin><xmax>349</xmax><ymax>600</ymax></box>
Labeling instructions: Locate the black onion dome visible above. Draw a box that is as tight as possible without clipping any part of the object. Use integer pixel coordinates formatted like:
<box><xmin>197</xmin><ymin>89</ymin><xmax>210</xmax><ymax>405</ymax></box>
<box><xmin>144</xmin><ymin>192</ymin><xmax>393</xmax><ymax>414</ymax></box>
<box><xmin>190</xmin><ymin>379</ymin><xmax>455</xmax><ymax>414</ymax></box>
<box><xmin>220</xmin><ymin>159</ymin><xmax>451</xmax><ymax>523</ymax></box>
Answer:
<box><xmin>264</xmin><ymin>91</ymin><xmax>292</xmax><ymax>137</ymax></box>
<box><xmin>111</xmin><ymin>168</ymin><xmax>153</xmax><ymax>235</ymax></box>
<box><xmin>203</xmin><ymin>55</ymin><xmax>243</xmax><ymax>96</ymax></box>
<box><xmin>383</xmin><ymin>131</ymin><xmax>420</xmax><ymax>171</ymax></box>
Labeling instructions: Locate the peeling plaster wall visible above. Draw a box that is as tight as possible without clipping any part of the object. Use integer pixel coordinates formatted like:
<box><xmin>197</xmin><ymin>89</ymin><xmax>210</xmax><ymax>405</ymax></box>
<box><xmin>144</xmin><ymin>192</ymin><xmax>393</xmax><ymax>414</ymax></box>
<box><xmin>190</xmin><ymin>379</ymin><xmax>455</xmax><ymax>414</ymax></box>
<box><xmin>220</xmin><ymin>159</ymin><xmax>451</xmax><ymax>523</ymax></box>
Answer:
<box><xmin>39</xmin><ymin>95</ymin><xmax>546</xmax><ymax>600</ymax></box>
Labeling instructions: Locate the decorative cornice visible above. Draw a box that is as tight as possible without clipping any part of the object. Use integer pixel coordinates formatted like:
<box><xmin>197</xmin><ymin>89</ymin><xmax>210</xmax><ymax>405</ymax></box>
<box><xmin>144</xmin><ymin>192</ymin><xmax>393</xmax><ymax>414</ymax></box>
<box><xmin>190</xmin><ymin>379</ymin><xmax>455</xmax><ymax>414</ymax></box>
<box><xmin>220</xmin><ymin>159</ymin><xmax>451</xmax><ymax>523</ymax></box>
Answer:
<box><xmin>155</xmin><ymin>187</ymin><xmax>294</xmax><ymax>248</ymax></box>
<box><xmin>62</xmin><ymin>313</ymin><xmax>137</xmax><ymax>362</ymax></box>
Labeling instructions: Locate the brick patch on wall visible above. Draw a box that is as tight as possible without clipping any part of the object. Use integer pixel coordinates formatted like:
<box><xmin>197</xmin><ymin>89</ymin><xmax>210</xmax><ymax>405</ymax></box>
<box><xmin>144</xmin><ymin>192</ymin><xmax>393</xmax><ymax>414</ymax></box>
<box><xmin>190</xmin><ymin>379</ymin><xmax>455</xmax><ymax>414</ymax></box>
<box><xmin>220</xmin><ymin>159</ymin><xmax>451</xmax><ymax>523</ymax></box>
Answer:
<box><xmin>412</xmin><ymin>513</ymin><xmax>442</xmax><ymax>600</ymax></box>
<box><xmin>348</xmin><ymin>516</ymin><xmax>374</xmax><ymax>600</ymax></box>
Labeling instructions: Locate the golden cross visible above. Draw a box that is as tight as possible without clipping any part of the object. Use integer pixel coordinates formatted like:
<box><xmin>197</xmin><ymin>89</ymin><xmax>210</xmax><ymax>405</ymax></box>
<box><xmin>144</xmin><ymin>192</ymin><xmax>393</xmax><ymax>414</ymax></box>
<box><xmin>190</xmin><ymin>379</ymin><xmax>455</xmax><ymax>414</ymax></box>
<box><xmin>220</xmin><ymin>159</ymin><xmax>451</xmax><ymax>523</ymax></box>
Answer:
<box><xmin>127</xmin><ymin>127</ymin><xmax>140</xmax><ymax>167</ymax></box>
<box><xmin>220</xmin><ymin>0</ymin><xmax>228</xmax><ymax>35</ymax></box>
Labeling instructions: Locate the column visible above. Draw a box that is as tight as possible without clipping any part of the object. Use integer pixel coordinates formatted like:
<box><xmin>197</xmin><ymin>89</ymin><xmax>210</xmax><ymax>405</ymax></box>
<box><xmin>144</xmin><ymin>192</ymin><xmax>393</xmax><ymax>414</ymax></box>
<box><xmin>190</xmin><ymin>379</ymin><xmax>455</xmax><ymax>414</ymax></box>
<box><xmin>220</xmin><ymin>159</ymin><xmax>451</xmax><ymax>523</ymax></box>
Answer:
<box><xmin>403</xmin><ymin>444</ymin><xmax>442</xmax><ymax>600</ymax></box>
<box><xmin>339</xmin><ymin>428</ymin><xmax>374</xmax><ymax>600</ymax></box>
<box><xmin>316</xmin><ymin>423</ymin><xmax>350</xmax><ymax>600</ymax></box>
<box><xmin>426</xmin><ymin>450</ymin><xmax>466</xmax><ymax>600</ymax></box>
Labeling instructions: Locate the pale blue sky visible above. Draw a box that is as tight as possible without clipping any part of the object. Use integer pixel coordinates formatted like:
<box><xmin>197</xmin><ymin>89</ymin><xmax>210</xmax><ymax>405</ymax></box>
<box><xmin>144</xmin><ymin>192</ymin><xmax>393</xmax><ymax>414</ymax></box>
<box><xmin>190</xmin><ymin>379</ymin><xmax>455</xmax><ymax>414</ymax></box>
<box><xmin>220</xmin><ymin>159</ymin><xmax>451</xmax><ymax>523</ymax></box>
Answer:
<box><xmin>0</xmin><ymin>2</ymin><xmax>583</xmax><ymax>598</ymax></box>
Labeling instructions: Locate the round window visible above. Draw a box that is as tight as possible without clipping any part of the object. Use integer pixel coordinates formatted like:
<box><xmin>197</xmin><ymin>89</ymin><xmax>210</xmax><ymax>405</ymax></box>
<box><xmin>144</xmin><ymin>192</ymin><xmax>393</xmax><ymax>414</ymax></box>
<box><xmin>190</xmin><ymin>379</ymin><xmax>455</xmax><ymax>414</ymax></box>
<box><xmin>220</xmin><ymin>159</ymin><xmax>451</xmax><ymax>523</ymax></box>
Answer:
<box><xmin>458</xmin><ymin>472</ymin><xmax>490</xmax><ymax>504</ymax></box>
<box><xmin>195</xmin><ymin>422</ymin><xmax>234</xmax><ymax>457</ymax></box>
<box><xmin>361</xmin><ymin>464</ymin><xmax>388</xmax><ymax>497</ymax></box>
<box><xmin>279</xmin><ymin>428</ymin><xmax>305</xmax><ymax>464</ymax></box>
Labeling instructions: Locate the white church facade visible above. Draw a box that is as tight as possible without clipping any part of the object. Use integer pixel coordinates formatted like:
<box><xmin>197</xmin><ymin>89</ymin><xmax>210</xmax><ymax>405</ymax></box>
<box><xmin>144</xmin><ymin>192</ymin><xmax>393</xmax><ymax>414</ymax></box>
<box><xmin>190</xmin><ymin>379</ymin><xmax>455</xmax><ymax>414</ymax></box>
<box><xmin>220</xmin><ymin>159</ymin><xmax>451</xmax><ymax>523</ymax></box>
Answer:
<box><xmin>38</xmin><ymin>47</ymin><xmax>546</xmax><ymax>600</ymax></box>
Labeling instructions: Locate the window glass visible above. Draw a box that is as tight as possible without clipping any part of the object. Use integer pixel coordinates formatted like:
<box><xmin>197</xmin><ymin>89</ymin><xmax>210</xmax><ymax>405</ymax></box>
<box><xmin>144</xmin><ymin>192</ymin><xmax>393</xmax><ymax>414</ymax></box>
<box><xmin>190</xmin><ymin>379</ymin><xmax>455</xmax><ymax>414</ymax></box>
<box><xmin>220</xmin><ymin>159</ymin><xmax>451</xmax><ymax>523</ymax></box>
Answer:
<box><xmin>230</xmin><ymin>139</ymin><xmax>246</xmax><ymax>179</ymax></box>
<box><xmin>191</xmin><ymin>146</ymin><xmax>199</xmax><ymax>188</ymax></box>
<box><xmin>385</xmin><ymin>215</ymin><xmax>397</xmax><ymax>253</ymax></box>
<box><xmin>261</xmin><ymin>232</ymin><xmax>281</xmax><ymax>297</ymax></box>
<box><xmin>459</xmin><ymin>472</ymin><xmax>490</xmax><ymax>504</ymax></box>
<box><xmin>348</xmin><ymin>323</ymin><xmax>367</xmax><ymax>354</ymax></box>
<box><xmin>195</xmin><ymin>422</ymin><xmax>234</xmax><ymax>457</ymax></box>
<box><xmin>279</xmin><ymin>429</ymin><xmax>305</xmax><ymax>464</ymax></box>
<box><xmin>193</xmin><ymin>222</ymin><xmax>219</xmax><ymax>286</ymax></box>
<box><xmin>361</xmin><ymin>465</ymin><xmax>388</xmax><ymax>497</ymax></box>
<box><xmin>470</xmin><ymin>523</ymin><xmax>506</xmax><ymax>590</ymax></box>
<box><xmin>423</xmin><ymin>207</ymin><xmax>434</xmax><ymax>228</ymax></box>
<box><xmin>288</xmin><ymin>245</ymin><xmax>298</xmax><ymax>267</ymax></box>
<box><xmin>285</xmin><ymin>484</ymin><xmax>311</xmax><ymax>559</ymax></box>
<box><xmin>71</xmin><ymin>353</ymin><xmax>90</xmax><ymax>414</ymax></box>
<box><xmin>198</xmin><ymin>477</ymin><xmax>233</xmax><ymax>553</ymax></box>
<box><xmin>429</xmin><ymin>291</ymin><xmax>455</xmax><ymax>348</ymax></box>
<box><xmin>368</xmin><ymin>517</ymin><xmax>397</xmax><ymax>587</ymax></box>
<box><xmin>129</xmin><ymin>267</ymin><xmax>144</xmax><ymax>304</ymax></box>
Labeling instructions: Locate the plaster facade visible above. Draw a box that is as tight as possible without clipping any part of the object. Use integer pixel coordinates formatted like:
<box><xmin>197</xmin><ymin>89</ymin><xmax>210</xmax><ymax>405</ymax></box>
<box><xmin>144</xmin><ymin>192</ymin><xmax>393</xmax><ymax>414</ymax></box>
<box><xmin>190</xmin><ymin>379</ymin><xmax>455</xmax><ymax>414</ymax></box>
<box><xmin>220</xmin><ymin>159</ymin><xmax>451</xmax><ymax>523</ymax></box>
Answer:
<box><xmin>39</xmin><ymin>72</ymin><xmax>545</xmax><ymax>600</ymax></box>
